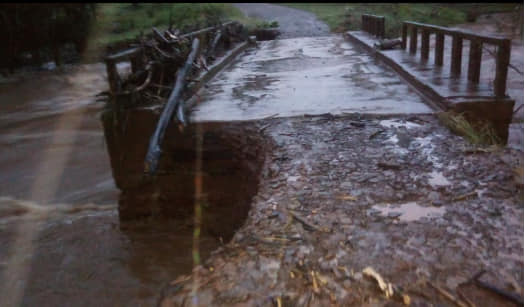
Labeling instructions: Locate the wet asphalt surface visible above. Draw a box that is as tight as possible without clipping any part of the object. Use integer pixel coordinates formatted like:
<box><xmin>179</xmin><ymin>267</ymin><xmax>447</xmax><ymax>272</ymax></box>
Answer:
<box><xmin>191</xmin><ymin>36</ymin><xmax>432</xmax><ymax>122</ymax></box>
<box><xmin>233</xmin><ymin>3</ymin><xmax>330</xmax><ymax>39</ymax></box>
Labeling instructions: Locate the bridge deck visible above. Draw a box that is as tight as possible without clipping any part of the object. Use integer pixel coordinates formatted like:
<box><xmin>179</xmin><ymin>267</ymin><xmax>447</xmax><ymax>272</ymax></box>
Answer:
<box><xmin>190</xmin><ymin>35</ymin><xmax>433</xmax><ymax>122</ymax></box>
<box><xmin>347</xmin><ymin>31</ymin><xmax>511</xmax><ymax>102</ymax></box>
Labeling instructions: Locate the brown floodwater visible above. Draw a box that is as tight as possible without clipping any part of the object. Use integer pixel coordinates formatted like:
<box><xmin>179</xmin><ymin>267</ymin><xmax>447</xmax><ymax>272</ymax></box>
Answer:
<box><xmin>0</xmin><ymin>64</ymin><xmax>224</xmax><ymax>306</ymax></box>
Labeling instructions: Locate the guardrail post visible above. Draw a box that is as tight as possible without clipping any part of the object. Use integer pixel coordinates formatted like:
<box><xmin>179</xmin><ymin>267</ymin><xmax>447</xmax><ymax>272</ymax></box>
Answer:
<box><xmin>421</xmin><ymin>29</ymin><xmax>430</xmax><ymax>61</ymax></box>
<box><xmin>451</xmin><ymin>34</ymin><xmax>463</xmax><ymax>75</ymax></box>
<box><xmin>401</xmin><ymin>23</ymin><xmax>407</xmax><ymax>49</ymax></box>
<box><xmin>379</xmin><ymin>17</ymin><xmax>385</xmax><ymax>38</ymax></box>
<box><xmin>435</xmin><ymin>33</ymin><xmax>444</xmax><ymax>66</ymax></box>
<box><xmin>494</xmin><ymin>39</ymin><xmax>511</xmax><ymax>97</ymax></box>
<box><xmin>467</xmin><ymin>39</ymin><xmax>482</xmax><ymax>83</ymax></box>
<box><xmin>105</xmin><ymin>59</ymin><xmax>120</xmax><ymax>94</ymax></box>
<box><xmin>409</xmin><ymin>26</ymin><xmax>418</xmax><ymax>54</ymax></box>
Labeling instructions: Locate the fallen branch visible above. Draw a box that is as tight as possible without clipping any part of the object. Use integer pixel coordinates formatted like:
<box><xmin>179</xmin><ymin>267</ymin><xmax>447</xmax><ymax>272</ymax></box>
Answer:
<box><xmin>428</xmin><ymin>281</ymin><xmax>468</xmax><ymax>307</ymax></box>
<box><xmin>363</xmin><ymin>267</ymin><xmax>394</xmax><ymax>298</ymax></box>
<box><xmin>207</xmin><ymin>30</ymin><xmax>222</xmax><ymax>58</ymax></box>
<box><xmin>144</xmin><ymin>38</ymin><xmax>200</xmax><ymax>175</ymax></box>
<box><xmin>452</xmin><ymin>191</ymin><xmax>477</xmax><ymax>202</ymax></box>
<box><xmin>456</xmin><ymin>289</ymin><xmax>476</xmax><ymax>307</ymax></box>
<box><xmin>258</xmin><ymin>123</ymin><xmax>272</xmax><ymax>133</ymax></box>
<box><xmin>288</xmin><ymin>210</ymin><xmax>322</xmax><ymax>232</ymax></box>
<box><xmin>134</xmin><ymin>65</ymin><xmax>153</xmax><ymax>92</ymax></box>
<box><xmin>152</xmin><ymin>27</ymin><xmax>171</xmax><ymax>45</ymax></box>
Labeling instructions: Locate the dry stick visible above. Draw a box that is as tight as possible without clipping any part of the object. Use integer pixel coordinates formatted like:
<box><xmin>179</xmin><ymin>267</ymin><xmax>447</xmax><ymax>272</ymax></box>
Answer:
<box><xmin>144</xmin><ymin>38</ymin><xmax>200</xmax><ymax>175</ymax></box>
<box><xmin>452</xmin><ymin>191</ymin><xmax>477</xmax><ymax>201</ymax></box>
<box><xmin>428</xmin><ymin>281</ymin><xmax>469</xmax><ymax>307</ymax></box>
<box><xmin>288</xmin><ymin>210</ymin><xmax>322</xmax><ymax>232</ymax></box>
<box><xmin>134</xmin><ymin>68</ymin><xmax>153</xmax><ymax>92</ymax></box>
<box><xmin>152</xmin><ymin>27</ymin><xmax>170</xmax><ymax>44</ymax></box>
<box><xmin>207</xmin><ymin>30</ymin><xmax>222</xmax><ymax>58</ymax></box>
<box><xmin>456</xmin><ymin>289</ymin><xmax>476</xmax><ymax>307</ymax></box>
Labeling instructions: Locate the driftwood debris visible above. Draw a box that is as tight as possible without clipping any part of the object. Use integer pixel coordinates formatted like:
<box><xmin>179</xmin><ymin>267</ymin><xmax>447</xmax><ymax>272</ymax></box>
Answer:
<box><xmin>103</xmin><ymin>22</ymin><xmax>248</xmax><ymax>175</ymax></box>
<box><xmin>104</xmin><ymin>21</ymin><xmax>245</xmax><ymax>103</ymax></box>
<box><xmin>374</xmin><ymin>38</ymin><xmax>402</xmax><ymax>50</ymax></box>
<box><xmin>144</xmin><ymin>38</ymin><xmax>200</xmax><ymax>175</ymax></box>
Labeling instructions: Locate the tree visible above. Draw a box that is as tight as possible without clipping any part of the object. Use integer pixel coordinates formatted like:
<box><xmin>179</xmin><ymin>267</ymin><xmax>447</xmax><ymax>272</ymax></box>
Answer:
<box><xmin>0</xmin><ymin>4</ymin><xmax>96</xmax><ymax>73</ymax></box>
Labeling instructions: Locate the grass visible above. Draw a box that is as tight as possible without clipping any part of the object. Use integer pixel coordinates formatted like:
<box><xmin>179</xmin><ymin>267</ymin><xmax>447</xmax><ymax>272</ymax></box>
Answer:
<box><xmin>282</xmin><ymin>3</ymin><xmax>519</xmax><ymax>38</ymax></box>
<box><xmin>437</xmin><ymin>111</ymin><xmax>502</xmax><ymax>146</ymax></box>
<box><xmin>86</xmin><ymin>4</ymin><xmax>252</xmax><ymax>48</ymax></box>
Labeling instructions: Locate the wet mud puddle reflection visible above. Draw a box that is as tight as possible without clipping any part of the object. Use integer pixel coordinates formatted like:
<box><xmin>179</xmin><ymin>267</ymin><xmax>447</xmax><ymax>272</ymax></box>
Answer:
<box><xmin>371</xmin><ymin>201</ymin><xmax>445</xmax><ymax>222</ymax></box>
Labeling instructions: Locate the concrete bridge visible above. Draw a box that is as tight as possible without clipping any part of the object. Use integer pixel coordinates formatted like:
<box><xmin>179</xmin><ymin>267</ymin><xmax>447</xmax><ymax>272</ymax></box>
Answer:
<box><xmin>102</xmin><ymin>10</ymin><xmax>522</xmax><ymax>307</ymax></box>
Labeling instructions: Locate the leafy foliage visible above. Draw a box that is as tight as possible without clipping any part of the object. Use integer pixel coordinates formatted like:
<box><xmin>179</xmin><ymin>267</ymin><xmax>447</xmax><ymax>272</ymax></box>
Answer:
<box><xmin>282</xmin><ymin>3</ymin><xmax>518</xmax><ymax>38</ymax></box>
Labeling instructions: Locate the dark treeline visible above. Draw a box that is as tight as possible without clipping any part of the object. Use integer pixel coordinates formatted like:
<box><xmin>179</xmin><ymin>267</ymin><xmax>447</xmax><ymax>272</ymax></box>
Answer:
<box><xmin>0</xmin><ymin>4</ymin><xmax>96</xmax><ymax>74</ymax></box>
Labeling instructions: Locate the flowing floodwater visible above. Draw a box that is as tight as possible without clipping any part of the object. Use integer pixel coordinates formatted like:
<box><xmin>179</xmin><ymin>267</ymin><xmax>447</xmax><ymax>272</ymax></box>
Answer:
<box><xmin>0</xmin><ymin>64</ymin><xmax>221</xmax><ymax>306</ymax></box>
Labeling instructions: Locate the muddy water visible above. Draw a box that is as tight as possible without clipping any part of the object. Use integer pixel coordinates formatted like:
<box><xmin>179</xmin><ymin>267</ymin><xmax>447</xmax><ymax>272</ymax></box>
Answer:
<box><xmin>0</xmin><ymin>64</ymin><xmax>220</xmax><ymax>306</ymax></box>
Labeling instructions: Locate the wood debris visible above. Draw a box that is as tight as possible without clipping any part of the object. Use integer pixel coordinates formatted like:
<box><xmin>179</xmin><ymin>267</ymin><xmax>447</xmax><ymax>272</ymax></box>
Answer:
<box><xmin>362</xmin><ymin>266</ymin><xmax>394</xmax><ymax>298</ymax></box>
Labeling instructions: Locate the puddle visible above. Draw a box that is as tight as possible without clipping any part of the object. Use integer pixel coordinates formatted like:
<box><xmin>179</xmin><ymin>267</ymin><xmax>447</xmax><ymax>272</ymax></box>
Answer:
<box><xmin>428</xmin><ymin>170</ymin><xmax>452</xmax><ymax>187</ymax></box>
<box><xmin>372</xmin><ymin>201</ymin><xmax>445</xmax><ymax>222</ymax></box>
<box><xmin>414</xmin><ymin>135</ymin><xmax>443</xmax><ymax>169</ymax></box>
<box><xmin>379</xmin><ymin>119</ymin><xmax>421</xmax><ymax>129</ymax></box>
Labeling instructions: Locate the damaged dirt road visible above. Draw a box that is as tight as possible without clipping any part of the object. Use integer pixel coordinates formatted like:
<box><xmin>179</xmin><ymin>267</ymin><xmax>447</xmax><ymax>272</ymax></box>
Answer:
<box><xmin>160</xmin><ymin>18</ymin><xmax>524</xmax><ymax>307</ymax></box>
<box><xmin>162</xmin><ymin>114</ymin><xmax>523</xmax><ymax>306</ymax></box>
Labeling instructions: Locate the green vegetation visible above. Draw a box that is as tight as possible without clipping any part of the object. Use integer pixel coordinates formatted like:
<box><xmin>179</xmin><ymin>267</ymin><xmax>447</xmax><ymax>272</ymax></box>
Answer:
<box><xmin>255</xmin><ymin>20</ymin><xmax>279</xmax><ymax>29</ymax></box>
<box><xmin>437</xmin><ymin>111</ymin><xmax>502</xmax><ymax>146</ymax></box>
<box><xmin>282</xmin><ymin>3</ymin><xmax>519</xmax><ymax>38</ymax></box>
<box><xmin>91</xmin><ymin>4</ymin><xmax>247</xmax><ymax>46</ymax></box>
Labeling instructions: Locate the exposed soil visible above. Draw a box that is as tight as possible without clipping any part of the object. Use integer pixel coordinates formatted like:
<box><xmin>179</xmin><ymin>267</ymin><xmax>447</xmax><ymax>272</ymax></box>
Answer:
<box><xmin>161</xmin><ymin>113</ymin><xmax>523</xmax><ymax>306</ymax></box>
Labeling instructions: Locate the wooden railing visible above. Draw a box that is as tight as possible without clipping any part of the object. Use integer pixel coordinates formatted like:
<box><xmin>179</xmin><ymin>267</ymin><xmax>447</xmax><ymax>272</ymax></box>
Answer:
<box><xmin>401</xmin><ymin>21</ymin><xmax>511</xmax><ymax>97</ymax></box>
<box><xmin>362</xmin><ymin>14</ymin><xmax>385</xmax><ymax>38</ymax></box>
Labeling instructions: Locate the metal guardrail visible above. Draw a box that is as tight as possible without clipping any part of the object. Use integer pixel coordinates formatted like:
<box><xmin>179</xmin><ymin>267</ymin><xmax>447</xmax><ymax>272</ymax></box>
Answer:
<box><xmin>401</xmin><ymin>21</ymin><xmax>511</xmax><ymax>97</ymax></box>
<box><xmin>361</xmin><ymin>14</ymin><xmax>385</xmax><ymax>38</ymax></box>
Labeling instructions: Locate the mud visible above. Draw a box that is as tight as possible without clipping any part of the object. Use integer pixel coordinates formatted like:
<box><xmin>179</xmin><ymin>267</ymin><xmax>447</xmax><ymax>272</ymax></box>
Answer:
<box><xmin>161</xmin><ymin>114</ymin><xmax>523</xmax><ymax>306</ymax></box>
